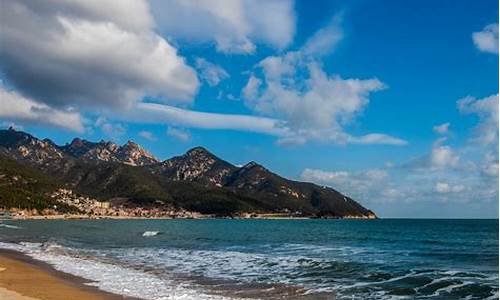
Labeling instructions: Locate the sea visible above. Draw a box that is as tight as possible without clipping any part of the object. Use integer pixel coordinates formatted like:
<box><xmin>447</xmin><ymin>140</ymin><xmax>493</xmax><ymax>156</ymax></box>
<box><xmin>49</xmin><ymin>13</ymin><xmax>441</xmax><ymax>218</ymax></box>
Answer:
<box><xmin>0</xmin><ymin>219</ymin><xmax>497</xmax><ymax>300</ymax></box>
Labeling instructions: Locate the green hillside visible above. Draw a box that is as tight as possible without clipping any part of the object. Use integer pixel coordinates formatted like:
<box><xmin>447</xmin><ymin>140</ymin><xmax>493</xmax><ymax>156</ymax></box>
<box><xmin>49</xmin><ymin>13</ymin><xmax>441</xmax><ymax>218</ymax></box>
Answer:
<box><xmin>0</xmin><ymin>154</ymin><xmax>78</xmax><ymax>213</ymax></box>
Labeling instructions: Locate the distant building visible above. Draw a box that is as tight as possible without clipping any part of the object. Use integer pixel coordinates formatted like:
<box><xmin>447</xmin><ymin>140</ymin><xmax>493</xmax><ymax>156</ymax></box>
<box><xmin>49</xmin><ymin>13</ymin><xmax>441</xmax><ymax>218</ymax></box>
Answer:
<box><xmin>98</xmin><ymin>202</ymin><xmax>110</xmax><ymax>209</ymax></box>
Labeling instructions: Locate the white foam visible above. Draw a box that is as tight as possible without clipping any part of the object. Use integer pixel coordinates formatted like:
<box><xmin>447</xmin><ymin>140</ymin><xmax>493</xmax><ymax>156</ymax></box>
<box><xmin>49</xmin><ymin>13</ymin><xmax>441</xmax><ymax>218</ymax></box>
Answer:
<box><xmin>0</xmin><ymin>223</ymin><xmax>21</xmax><ymax>229</ymax></box>
<box><xmin>0</xmin><ymin>242</ymin><xmax>236</xmax><ymax>300</ymax></box>
<box><xmin>142</xmin><ymin>231</ymin><xmax>160</xmax><ymax>237</ymax></box>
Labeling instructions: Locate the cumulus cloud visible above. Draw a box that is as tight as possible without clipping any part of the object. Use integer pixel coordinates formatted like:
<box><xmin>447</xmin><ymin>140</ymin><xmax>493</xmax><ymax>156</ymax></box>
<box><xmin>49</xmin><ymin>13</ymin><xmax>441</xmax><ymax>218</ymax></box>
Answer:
<box><xmin>246</xmin><ymin>61</ymin><xmax>385</xmax><ymax>130</ymax></box>
<box><xmin>301</xmin><ymin>105</ymin><xmax>498</xmax><ymax>211</ymax></box>
<box><xmin>241</xmin><ymin>20</ymin><xmax>406</xmax><ymax>146</ymax></box>
<box><xmin>150</xmin><ymin>0</ymin><xmax>295</xmax><ymax>54</ymax></box>
<box><xmin>138</xmin><ymin>130</ymin><xmax>157</xmax><ymax>141</ymax></box>
<box><xmin>473</xmin><ymin>23</ymin><xmax>499</xmax><ymax>54</ymax></box>
<box><xmin>430</xmin><ymin>144</ymin><xmax>460</xmax><ymax>169</ymax></box>
<box><xmin>0</xmin><ymin>84</ymin><xmax>84</xmax><ymax>132</ymax></box>
<box><xmin>0</xmin><ymin>0</ymin><xmax>199</xmax><ymax>111</ymax></box>
<box><xmin>166</xmin><ymin>127</ymin><xmax>191</xmax><ymax>142</ymax></box>
<box><xmin>457</xmin><ymin>94</ymin><xmax>499</xmax><ymax>145</ymax></box>
<box><xmin>195</xmin><ymin>58</ymin><xmax>229</xmax><ymax>86</ymax></box>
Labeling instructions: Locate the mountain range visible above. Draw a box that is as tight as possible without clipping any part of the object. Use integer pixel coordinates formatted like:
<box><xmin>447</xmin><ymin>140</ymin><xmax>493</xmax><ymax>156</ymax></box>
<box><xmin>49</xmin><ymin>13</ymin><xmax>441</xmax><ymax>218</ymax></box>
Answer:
<box><xmin>0</xmin><ymin>128</ymin><xmax>376</xmax><ymax>218</ymax></box>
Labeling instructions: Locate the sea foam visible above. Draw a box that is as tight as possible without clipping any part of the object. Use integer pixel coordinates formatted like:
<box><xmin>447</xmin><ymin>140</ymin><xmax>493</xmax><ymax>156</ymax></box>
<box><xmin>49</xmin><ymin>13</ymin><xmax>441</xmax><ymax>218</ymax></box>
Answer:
<box><xmin>142</xmin><ymin>231</ymin><xmax>160</xmax><ymax>237</ymax></box>
<box><xmin>0</xmin><ymin>241</ymin><xmax>235</xmax><ymax>300</ymax></box>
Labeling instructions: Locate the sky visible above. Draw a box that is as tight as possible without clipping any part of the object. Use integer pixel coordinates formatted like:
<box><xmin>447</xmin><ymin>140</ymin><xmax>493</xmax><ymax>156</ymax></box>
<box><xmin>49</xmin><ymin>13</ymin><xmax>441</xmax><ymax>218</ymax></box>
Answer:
<box><xmin>0</xmin><ymin>0</ymin><xmax>498</xmax><ymax>218</ymax></box>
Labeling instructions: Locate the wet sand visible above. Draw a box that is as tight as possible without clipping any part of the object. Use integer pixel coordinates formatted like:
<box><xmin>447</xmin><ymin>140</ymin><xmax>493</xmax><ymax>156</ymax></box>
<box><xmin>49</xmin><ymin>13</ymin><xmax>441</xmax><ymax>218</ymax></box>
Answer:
<box><xmin>0</xmin><ymin>249</ymin><xmax>136</xmax><ymax>300</ymax></box>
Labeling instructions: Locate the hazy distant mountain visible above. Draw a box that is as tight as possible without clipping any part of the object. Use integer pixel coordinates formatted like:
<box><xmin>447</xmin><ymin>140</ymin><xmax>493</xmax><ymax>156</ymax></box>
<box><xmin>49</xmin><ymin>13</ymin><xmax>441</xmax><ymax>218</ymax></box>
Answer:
<box><xmin>0</xmin><ymin>128</ymin><xmax>376</xmax><ymax>218</ymax></box>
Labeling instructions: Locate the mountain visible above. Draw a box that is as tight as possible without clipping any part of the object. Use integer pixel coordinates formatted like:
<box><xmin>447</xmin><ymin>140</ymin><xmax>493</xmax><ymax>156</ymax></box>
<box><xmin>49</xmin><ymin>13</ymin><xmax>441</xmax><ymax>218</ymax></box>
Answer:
<box><xmin>0</xmin><ymin>128</ymin><xmax>376</xmax><ymax>218</ymax></box>
<box><xmin>0</xmin><ymin>128</ymin><xmax>66</xmax><ymax>166</ymax></box>
<box><xmin>60</xmin><ymin>138</ymin><xmax>158</xmax><ymax>166</ymax></box>
<box><xmin>150</xmin><ymin>147</ymin><xmax>237</xmax><ymax>186</ymax></box>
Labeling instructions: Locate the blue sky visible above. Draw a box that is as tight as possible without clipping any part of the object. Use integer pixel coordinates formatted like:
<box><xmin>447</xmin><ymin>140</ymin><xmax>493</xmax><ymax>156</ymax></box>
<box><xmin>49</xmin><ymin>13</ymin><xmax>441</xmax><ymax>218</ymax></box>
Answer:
<box><xmin>0</xmin><ymin>0</ymin><xmax>498</xmax><ymax>218</ymax></box>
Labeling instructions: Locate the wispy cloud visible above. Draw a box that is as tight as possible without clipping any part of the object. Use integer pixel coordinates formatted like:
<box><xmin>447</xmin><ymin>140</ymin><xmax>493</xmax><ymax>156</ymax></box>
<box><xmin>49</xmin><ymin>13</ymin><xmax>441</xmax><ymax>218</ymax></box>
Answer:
<box><xmin>166</xmin><ymin>127</ymin><xmax>191</xmax><ymax>142</ymax></box>
<box><xmin>195</xmin><ymin>58</ymin><xmax>229</xmax><ymax>86</ymax></box>
<box><xmin>123</xmin><ymin>102</ymin><xmax>288</xmax><ymax>136</ymax></box>
<box><xmin>138</xmin><ymin>131</ymin><xmax>157</xmax><ymax>141</ymax></box>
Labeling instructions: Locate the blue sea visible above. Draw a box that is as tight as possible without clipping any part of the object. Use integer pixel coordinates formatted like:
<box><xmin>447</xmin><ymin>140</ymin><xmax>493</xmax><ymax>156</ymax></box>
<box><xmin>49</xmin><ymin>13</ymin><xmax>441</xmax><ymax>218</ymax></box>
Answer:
<box><xmin>0</xmin><ymin>219</ymin><xmax>497</xmax><ymax>299</ymax></box>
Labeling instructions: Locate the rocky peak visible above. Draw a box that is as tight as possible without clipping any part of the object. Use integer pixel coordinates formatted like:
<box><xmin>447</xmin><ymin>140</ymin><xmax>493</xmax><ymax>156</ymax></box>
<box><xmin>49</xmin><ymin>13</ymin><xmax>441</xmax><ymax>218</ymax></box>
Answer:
<box><xmin>159</xmin><ymin>146</ymin><xmax>236</xmax><ymax>186</ymax></box>
<box><xmin>0</xmin><ymin>129</ymin><xmax>64</xmax><ymax>164</ymax></box>
<box><xmin>124</xmin><ymin>140</ymin><xmax>139</xmax><ymax>148</ymax></box>
<box><xmin>239</xmin><ymin>161</ymin><xmax>268</xmax><ymax>173</ymax></box>
<box><xmin>186</xmin><ymin>146</ymin><xmax>212</xmax><ymax>157</ymax></box>
<box><xmin>61</xmin><ymin>137</ymin><xmax>157</xmax><ymax>166</ymax></box>
<box><xmin>116</xmin><ymin>140</ymin><xmax>158</xmax><ymax>166</ymax></box>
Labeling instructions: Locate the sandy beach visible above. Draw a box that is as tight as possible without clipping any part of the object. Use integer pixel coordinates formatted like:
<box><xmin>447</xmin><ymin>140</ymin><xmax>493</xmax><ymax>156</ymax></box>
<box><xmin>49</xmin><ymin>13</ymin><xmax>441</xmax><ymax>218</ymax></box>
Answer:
<box><xmin>0</xmin><ymin>250</ymin><xmax>132</xmax><ymax>300</ymax></box>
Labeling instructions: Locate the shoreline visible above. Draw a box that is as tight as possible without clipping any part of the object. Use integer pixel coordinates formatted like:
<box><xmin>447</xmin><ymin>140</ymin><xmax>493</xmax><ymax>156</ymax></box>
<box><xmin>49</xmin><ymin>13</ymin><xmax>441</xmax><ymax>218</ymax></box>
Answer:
<box><xmin>0</xmin><ymin>249</ymin><xmax>137</xmax><ymax>300</ymax></box>
<box><xmin>3</xmin><ymin>213</ymin><xmax>377</xmax><ymax>220</ymax></box>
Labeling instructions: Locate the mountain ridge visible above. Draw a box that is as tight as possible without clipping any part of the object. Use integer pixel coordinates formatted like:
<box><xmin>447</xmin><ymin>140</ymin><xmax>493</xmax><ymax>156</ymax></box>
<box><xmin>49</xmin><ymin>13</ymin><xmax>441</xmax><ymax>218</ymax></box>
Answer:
<box><xmin>0</xmin><ymin>128</ymin><xmax>376</xmax><ymax>218</ymax></box>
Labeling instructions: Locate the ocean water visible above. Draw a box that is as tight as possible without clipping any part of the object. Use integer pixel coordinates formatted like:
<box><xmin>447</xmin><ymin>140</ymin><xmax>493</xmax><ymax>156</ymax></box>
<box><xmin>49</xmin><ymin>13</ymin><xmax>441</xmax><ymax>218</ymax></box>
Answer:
<box><xmin>0</xmin><ymin>219</ymin><xmax>497</xmax><ymax>300</ymax></box>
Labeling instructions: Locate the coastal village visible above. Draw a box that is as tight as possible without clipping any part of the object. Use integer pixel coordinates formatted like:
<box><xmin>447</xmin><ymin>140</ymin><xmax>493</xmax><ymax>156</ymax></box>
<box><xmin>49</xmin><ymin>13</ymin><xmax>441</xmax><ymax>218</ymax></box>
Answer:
<box><xmin>1</xmin><ymin>188</ymin><xmax>318</xmax><ymax>220</ymax></box>
<box><xmin>5</xmin><ymin>188</ymin><xmax>206</xmax><ymax>219</ymax></box>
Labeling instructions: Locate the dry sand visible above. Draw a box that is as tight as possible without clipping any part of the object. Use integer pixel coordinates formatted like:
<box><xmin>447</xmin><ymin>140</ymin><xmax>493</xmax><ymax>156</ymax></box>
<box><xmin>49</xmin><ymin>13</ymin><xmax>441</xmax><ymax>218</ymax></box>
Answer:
<box><xmin>0</xmin><ymin>250</ymin><xmax>134</xmax><ymax>300</ymax></box>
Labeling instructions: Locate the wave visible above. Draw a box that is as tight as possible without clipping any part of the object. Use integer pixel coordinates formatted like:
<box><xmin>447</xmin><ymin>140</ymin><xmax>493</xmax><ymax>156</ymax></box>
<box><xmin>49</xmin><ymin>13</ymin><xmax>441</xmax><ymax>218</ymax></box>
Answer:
<box><xmin>0</xmin><ymin>241</ymin><xmax>497</xmax><ymax>300</ymax></box>
<box><xmin>0</xmin><ymin>223</ymin><xmax>21</xmax><ymax>229</ymax></box>
<box><xmin>0</xmin><ymin>241</ymin><xmax>235</xmax><ymax>300</ymax></box>
<box><xmin>142</xmin><ymin>231</ymin><xmax>160</xmax><ymax>237</ymax></box>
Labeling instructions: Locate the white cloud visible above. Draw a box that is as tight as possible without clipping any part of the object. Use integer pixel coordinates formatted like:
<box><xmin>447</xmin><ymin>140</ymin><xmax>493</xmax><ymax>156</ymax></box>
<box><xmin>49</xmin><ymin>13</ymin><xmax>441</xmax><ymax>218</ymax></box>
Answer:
<box><xmin>435</xmin><ymin>182</ymin><xmax>465</xmax><ymax>193</ymax></box>
<box><xmin>482</xmin><ymin>153</ymin><xmax>499</xmax><ymax>177</ymax></box>
<box><xmin>246</xmin><ymin>61</ymin><xmax>386</xmax><ymax>131</ymax></box>
<box><xmin>0</xmin><ymin>0</ymin><xmax>199</xmax><ymax>111</ymax></box>
<box><xmin>349</xmin><ymin>134</ymin><xmax>408</xmax><ymax>146</ymax></box>
<box><xmin>239</xmin><ymin>17</ymin><xmax>406</xmax><ymax>146</ymax></box>
<box><xmin>150</xmin><ymin>0</ymin><xmax>295</xmax><ymax>54</ymax></box>
<box><xmin>166</xmin><ymin>127</ymin><xmax>191</xmax><ymax>142</ymax></box>
<box><xmin>120</xmin><ymin>102</ymin><xmax>288</xmax><ymax>136</ymax></box>
<box><xmin>301</xmin><ymin>96</ymin><xmax>498</xmax><ymax>215</ymax></box>
<box><xmin>242</xmin><ymin>53</ymin><xmax>405</xmax><ymax>145</ymax></box>
<box><xmin>473</xmin><ymin>23</ymin><xmax>499</xmax><ymax>54</ymax></box>
<box><xmin>302</xmin><ymin>14</ymin><xmax>343</xmax><ymax>57</ymax></box>
<box><xmin>364</xmin><ymin>169</ymin><xmax>389</xmax><ymax>180</ymax></box>
<box><xmin>0</xmin><ymin>84</ymin><xmax>84</xmax><ymax>132</ymax></box>
<box><xmin>458</xmin><ymin>94</ymin><xmax>499</xmax><ymax>145</ymax></box>
<box><xmin>433</xmin><ymin>122</ymin><xmax>450</xmax><ymax>135</ymax></box>
<box><xmin>138</xmin><ymin>130</ymin><xmax>157</xmax><ymax>141</ymax></box>
<box><xmin>195</xmin><ymin>58</ymin><xmax>229</xmax><ymax>86</ymax></box>
<box><xmin>95</xmin><ymin>117</ymin><xmax>126</xmax><ymax>141</ymax></box>
<box><xmin>301</xmin><ymin>169</ymin><xmax>350</xmax><ymax>184</ymax></box>
<box><xmin>242</xmin><ymin>75</ymin><xmax>263</xmax><ymax>101</ymax></box>
<box><xmin>430</xmin><ymin>145</ymin><xmax>459</xmax><ymax>169</ymax></box>
<box><xmin>301</xmin><ymin>168</ymin><xmax>391</xmax><ymax>203</ymax></box>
